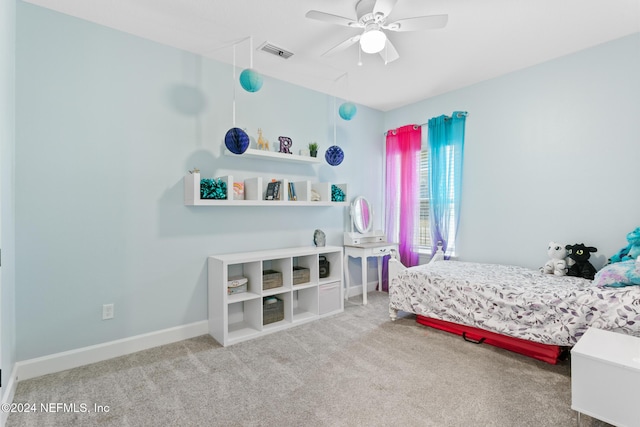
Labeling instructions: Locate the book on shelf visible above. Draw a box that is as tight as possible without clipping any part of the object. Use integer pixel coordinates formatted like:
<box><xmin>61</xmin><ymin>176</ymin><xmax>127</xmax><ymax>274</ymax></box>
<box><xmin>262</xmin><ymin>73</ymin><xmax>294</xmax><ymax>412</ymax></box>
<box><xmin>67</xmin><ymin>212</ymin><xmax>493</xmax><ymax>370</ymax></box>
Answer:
<box><xmin>266</xmin><ymin>180</ymin><xmax>281</xmax><ymax>200</ymax></box>
<box><xmin>288</xmin><ymin>182</ymin><xmax>297</xmax><ymax>201</ymax></box>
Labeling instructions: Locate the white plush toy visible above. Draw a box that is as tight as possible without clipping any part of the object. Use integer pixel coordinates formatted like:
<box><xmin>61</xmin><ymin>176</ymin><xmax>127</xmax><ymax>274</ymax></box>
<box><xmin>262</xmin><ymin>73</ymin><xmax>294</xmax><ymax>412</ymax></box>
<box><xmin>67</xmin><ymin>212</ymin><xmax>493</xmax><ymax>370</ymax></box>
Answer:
<box><xmin>541</xmin><ymin>241</ymin><xmax>569</xmax><ymax>276</ymax></box>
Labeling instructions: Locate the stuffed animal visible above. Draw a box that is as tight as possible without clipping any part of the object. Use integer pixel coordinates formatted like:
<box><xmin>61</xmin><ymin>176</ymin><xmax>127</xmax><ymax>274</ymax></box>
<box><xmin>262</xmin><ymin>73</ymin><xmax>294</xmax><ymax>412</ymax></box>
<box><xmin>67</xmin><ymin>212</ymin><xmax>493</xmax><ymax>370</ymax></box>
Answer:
<box><xmin>565</xmin><ymin>243</ymin><xmax>598</xmax><ymax>280</ymax></box>
<box><xmin>609</xmin><ymin>227</ymin><xmax>640</xmax><ymax>264</ymax></box>
<box><xmin>540</xmin><ymin>241</ymin><xmax>569</xmax><ymax>276</ymax></box>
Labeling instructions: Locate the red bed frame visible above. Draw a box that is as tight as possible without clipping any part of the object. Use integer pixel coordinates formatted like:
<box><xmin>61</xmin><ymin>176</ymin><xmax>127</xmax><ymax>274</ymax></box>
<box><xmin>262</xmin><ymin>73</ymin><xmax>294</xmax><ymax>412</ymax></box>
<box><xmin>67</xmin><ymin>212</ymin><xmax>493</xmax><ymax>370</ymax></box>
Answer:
<box><xmin>416</xmin><ymin>315</ymin><xmax>568</xmax><ymax>364</ymax></box>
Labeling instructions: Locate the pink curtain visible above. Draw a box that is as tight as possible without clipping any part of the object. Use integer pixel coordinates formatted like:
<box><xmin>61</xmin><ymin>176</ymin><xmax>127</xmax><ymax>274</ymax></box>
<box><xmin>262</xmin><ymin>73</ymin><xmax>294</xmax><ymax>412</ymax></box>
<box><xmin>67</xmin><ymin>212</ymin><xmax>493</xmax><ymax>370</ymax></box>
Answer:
<box><xmin>383</xmin><ymin>125</ymin><xmax>421</xmax><ymax>290</ymax></box>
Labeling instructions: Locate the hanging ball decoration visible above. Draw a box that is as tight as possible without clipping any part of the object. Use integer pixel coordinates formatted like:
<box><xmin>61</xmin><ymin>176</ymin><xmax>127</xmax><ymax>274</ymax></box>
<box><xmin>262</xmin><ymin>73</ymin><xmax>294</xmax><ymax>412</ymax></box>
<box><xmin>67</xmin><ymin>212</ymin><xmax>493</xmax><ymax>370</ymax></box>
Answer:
<box><xmin>325</xmin><ymin>145</ymin><xmax>344</xmax><ymax>166</ymax></box>
<box><xmin>339</xmin><ymin>102</ymin><xmax>357</xmax><ymax>120</ymax></box>
<box><xmin>224</xmin><ymin>127</ymin><xmax>250</xmax><ymax>154</ymax></box>
<box><xmin>239</xmin><ymin>68</ymin><xmax>263</xmax><ymax>93</ymax></box>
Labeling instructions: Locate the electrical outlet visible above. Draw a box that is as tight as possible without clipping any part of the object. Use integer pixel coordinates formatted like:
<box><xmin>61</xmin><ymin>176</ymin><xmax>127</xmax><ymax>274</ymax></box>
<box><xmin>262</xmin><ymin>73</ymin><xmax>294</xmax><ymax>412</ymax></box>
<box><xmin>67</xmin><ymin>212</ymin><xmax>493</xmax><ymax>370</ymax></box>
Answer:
<box><xmin>102</xmin><ymin>303</ymin><xmax>114</xmax><ymax>320</ymax></box>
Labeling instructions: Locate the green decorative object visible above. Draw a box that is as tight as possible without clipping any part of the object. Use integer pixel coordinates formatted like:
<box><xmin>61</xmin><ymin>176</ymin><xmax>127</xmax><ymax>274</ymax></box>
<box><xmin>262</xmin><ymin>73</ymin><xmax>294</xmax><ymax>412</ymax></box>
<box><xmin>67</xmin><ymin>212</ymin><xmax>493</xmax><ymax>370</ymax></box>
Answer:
<box><xmin>200</xmin><ymin>178</ymin><xmax>227</xmax><ymax>199</ymax></box>
<box><xmin>309</xmin><ymin>142</ymin><xmax>319</xmax><ymax>158</ymax></box>
<box><xmin>331</xmin><ymin>185</ymin><xmax>345</xmax><ymax>202</ymax></box>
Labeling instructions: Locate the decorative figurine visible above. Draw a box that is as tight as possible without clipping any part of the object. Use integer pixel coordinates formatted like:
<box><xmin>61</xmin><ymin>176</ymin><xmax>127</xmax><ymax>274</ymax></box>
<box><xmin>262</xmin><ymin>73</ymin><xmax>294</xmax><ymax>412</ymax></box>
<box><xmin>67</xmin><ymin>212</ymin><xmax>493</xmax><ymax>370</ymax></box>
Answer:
<box><xmin>278</xmin><ymin>136</ymin><xmax>293</xmax><ymax>154</ymax></box>
<box><xmin>313</xmin><ymin>229</ymin><xmax>326</xmax><ymax>247</ymax></box>
<box><xmin>257</xmin><ymin>128</ymin><xmax>270</xmax><ymax>150</ymax></box>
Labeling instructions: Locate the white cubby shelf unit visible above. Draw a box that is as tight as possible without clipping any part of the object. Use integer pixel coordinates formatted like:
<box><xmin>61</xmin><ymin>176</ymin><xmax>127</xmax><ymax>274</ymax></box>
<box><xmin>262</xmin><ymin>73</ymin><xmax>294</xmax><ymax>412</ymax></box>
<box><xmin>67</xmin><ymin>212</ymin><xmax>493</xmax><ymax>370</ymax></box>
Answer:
<box><xmin>184</xmin><ymin>172</ymin><xmax>348</xmax><ymax>206</ymax></box>
<box><xmin>208</xmin><ymin>246</ymin><xmax>344</xmax><ymax>346</ymax></box>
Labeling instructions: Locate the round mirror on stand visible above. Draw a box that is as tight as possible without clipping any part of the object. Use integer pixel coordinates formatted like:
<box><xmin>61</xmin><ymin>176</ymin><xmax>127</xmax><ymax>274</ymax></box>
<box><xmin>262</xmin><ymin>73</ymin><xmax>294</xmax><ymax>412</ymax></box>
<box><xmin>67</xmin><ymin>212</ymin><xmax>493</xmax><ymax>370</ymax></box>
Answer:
<box><xmin>351</xmin><ymin>196</ymin><xmax>373</xmax><ymax>234</ymax></box>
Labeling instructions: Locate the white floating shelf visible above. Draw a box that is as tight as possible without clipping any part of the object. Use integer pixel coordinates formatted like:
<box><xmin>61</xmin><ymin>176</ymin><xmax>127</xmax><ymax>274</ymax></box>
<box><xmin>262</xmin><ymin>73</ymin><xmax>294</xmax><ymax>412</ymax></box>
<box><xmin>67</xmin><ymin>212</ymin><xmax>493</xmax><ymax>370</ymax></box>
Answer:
<box><xmin>225</xmin><ymin>148</ymin><xmax>321</xmax><ymax>164</ymax></box>
<box><xmin>187</xmin><ymin>199</ymin><xmax>347</xmax><ymax>207</ymax></box>
<box><xmin>184</xmin><ymin>173</ymin><xmax>348</xmax><ymax>207</ymax></box>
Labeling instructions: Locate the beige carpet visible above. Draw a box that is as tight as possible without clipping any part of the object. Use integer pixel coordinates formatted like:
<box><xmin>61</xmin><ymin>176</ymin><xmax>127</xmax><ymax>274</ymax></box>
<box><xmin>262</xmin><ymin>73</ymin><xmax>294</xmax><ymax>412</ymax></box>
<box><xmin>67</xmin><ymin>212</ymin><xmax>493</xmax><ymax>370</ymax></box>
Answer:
<box><xmin>7</xmin><ymin>292</ymin><xmax>610</xmax><ymax>426</ymax></box>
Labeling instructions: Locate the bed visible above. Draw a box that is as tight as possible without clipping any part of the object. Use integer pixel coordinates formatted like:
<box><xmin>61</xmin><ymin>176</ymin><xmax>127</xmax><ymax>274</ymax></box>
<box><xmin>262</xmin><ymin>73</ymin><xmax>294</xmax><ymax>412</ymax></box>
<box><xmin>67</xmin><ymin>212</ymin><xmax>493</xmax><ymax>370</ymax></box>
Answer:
<box><xmin>388</xmin><ymin>256</ymin><xmax>640</xmax><ymax>364</ymax></box>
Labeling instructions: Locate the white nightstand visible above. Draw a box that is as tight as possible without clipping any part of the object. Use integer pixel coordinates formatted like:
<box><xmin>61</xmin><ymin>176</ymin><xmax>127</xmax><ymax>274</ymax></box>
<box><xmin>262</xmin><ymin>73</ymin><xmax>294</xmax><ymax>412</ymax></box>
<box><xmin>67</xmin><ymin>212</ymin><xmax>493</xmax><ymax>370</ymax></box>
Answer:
<box><xmin>571</xmin><ymin>327</ymin><xmax>640</xmax><ymax>427</ymax></box>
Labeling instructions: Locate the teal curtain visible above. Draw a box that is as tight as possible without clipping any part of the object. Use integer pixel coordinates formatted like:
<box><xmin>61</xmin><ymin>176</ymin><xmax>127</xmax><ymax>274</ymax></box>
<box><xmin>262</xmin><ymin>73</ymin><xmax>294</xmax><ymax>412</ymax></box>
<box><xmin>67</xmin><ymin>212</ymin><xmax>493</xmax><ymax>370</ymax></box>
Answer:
<box><xmin>427</xmin><ymin>111</ymin><xmax>467</xmax><ymax>258</ymax></box>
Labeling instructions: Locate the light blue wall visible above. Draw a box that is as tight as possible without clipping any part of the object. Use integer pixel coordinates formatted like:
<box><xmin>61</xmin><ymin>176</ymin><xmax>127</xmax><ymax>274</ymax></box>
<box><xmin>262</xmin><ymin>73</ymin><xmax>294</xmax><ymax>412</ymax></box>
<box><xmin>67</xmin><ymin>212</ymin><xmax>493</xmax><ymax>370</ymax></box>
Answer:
<box><xmin>385</xmin><ymin>33</ymin><xmax>640</xmax><ymax>270</ymax></box>
<box><xmin>16</xmin><ymin>3</ymin><xmax>384</xmax><ymax>360</ymax></box>
<box><xmin>15</xmin><ymin>2</ymin><xmax>640</xmax><ymax>362</ymax></box>
<box><xmin>1</xmin><ymin>0</ymin><xmax>17</xmax><ymax>397</ymax></box>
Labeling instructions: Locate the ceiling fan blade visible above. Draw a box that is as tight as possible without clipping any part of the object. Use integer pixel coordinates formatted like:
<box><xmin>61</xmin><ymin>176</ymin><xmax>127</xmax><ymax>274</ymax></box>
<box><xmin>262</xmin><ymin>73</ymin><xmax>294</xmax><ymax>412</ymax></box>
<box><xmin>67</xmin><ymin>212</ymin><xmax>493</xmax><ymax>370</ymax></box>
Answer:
<box><xmin>322</xmin><ymin>35</ymin><xmax>361</xmax><ymax>56</ymax></box>
<box><xmin>373</xmin><ymin>0</ymin><xmax>398</xmax><ymax>18</ymax></box>
<box><xmin>384</xmin><ymin>14</ymin><xmax>448</xmax><ymax>32</ymax></box>
<box><xmin>305</xmin><ymin>10</ymin><xmax>360</xmax><ymax>27</ymax></box>
<box><xmin>379</xmin><ymin>38</ymin><xmax>399</xmax><ymax>64</ymax></box>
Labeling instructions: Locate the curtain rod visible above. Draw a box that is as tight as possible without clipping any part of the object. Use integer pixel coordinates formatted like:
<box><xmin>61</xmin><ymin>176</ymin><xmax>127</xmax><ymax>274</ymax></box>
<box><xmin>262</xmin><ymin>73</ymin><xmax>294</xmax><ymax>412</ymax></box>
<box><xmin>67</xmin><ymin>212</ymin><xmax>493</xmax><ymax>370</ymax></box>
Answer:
<box><xmin>385</xmin><ymin>111</ymin><xmax>468</xmax><ymax>136</ymax></box>
<box><xmin>417</xmin><ymin>111</ymin><xmax>468</xmax><ymax>127</ymax></box>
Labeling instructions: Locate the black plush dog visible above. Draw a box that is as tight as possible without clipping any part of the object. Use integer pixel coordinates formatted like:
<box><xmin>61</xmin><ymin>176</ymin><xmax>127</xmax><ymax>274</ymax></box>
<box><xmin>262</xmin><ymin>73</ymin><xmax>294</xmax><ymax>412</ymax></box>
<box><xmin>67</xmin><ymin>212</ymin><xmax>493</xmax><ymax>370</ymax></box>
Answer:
<box><xmin>565</xmin><ymin>243</ymin><xmax>598</xmax><ymax>280</ymax></box>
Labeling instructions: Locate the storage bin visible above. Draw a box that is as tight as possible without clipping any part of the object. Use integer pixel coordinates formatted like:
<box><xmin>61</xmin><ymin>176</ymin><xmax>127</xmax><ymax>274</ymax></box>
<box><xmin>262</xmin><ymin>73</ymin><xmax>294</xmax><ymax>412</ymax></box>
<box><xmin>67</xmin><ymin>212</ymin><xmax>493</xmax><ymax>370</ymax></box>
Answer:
<box><xmin>227</xmin><ymin>276</ymin><xmax>248</xmax><ymax>295</ymax></box>
<box><xmin>262</xmin><ymin>270</ymin><xmax>283</xmax><ymax>289</ymax></box>
<box><xmin>292</xmin><ymin>267</ymin><xmax>310</xmax><ymax>285</ymax></box>
<box><xmin>319</xmin><ymin>282</ymin><xmax>341</xmax><ymax>315</ymax></box>
<box><xmin>263</xmin><ymin>297</ymin><xmax>284</xmax><ymax>325</ymax></box>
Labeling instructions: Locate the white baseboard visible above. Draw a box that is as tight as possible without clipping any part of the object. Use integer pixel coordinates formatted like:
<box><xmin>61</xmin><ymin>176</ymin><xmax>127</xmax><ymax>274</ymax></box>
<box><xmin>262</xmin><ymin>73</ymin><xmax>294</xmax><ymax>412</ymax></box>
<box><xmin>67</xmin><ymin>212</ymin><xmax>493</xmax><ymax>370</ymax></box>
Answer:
<box><xmin>345</xmin><ymin>280</ymin><xmax>380</xmax><ymax>297</ymax></box>
<box><xmin>1</xmin><ymin>364</ymin><xmax>19</xmax><ymax>427</ymax></box>
<box><xmin>16</xmin><ymin>320</ymin><xmax>208</xmax><ymax>382</ymax></box>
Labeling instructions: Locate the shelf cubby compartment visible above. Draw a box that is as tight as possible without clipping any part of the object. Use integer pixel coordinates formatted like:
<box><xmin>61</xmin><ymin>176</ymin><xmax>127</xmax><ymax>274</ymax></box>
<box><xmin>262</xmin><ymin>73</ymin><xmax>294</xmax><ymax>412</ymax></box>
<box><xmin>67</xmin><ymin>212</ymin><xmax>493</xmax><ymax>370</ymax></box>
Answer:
<box><xmin>262</xmin><ymin>178</ymin><xmax>290</xmax><ymax>201</ymax></box>
<box><xmin>184</xmin><ymin>172</ymin><xmax>233</xmax><ymax>204</ymax></box>
<box><xmin>262</xmin><ymin>257</ymin><xmax>292</xmax><ymax>293</ymax></box>
<box><xmin>311</xmin><ymin>182</ymin><xmax>330</xmax><ymax>202</ymax></box>
<box><xmin>319</xmin><ymin>251</ymin><xmax>343</xmax><ymax>284</ymax></box>
<box><xmin>293</xmin><ymin>286</ymin><xmax>319</xmax><ymax>322</ymax></box>
<box><xmin>292</xmin><ymin>255</ymin><xmax>318</xmax><ymax>287</ymax></box>
<box><xmin>241</xmin><ymin>177</ymin><xmax>261</xmax><ymax>201</ymax></box>
<box><xmin>331</xmin><ymin>183</ymin><xmax>348</xmax><ymax>203</ymax></box>
<box><xmin>227</xmin><ymin>261</ymin><xmax>262</xmax><ymax>302</ymax></box>
<box><xmin>291</xmin><ymin>180</ymin><xmax>311</xmax><ymax>202</ymax></box>
<box><xmin>262</xmin><ymin>291</ymin><xmax>292</xmax><ymax>331</ymax></box>
<box><xmin>227</xmin><ymin>299</ymin><xmax>262</xmax><ymax>343</ymax></box>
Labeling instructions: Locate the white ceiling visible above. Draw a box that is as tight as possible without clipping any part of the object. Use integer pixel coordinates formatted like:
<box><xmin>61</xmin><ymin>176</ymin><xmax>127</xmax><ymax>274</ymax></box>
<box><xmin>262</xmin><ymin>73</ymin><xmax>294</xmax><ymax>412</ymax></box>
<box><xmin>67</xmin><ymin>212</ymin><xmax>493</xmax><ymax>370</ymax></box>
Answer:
<box><xmin>23</xmin><ymin>0</ymin><xmax>640</xmax><ymax>111</ymax></box>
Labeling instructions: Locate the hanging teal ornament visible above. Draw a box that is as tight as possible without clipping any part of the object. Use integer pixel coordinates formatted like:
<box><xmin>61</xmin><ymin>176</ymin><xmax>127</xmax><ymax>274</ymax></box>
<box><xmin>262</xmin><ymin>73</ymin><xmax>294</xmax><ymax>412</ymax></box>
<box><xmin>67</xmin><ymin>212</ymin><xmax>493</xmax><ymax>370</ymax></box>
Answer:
<box><xmin>325</xmin><ymin>145</ymin><xmax>344</xmax><ymax>166</ymax></box>
<box><xmin>224</xmin><ymin>128</ymin><xmax>250</xmax><ymax>154</ymax></box>
<box><xmin>239</xmin><ymin>68</ymin><xmax>263</xmax><ymax>93</ymax></box>
<box><xmin>339</xmin><ymin>102</ymin><xmax>357</xmax><ymax>120</ymax></box>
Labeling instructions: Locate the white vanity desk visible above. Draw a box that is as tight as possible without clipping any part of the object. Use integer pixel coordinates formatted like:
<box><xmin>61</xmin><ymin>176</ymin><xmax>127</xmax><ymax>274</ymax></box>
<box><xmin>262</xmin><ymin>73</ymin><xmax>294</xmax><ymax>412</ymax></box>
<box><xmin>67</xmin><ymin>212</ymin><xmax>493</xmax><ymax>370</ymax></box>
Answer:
<box><xmin>343</xmin><ymin>196</ymin><xmax>397</xmax><ymax>305</ymax></box>
<box><xmin>344</xmin><ymin>242</ymin><xmax>397</xmax><ymax>305</ymax></box>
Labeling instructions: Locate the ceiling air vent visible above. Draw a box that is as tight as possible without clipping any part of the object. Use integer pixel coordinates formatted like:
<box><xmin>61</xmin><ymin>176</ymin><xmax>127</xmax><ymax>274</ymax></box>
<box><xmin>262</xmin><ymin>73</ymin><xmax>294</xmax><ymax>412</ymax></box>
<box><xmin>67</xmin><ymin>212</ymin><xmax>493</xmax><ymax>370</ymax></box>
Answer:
<box><xmin>259</xmin><ymin>42</ymin><xmax>293</xmax><ymax>59</ymax></box>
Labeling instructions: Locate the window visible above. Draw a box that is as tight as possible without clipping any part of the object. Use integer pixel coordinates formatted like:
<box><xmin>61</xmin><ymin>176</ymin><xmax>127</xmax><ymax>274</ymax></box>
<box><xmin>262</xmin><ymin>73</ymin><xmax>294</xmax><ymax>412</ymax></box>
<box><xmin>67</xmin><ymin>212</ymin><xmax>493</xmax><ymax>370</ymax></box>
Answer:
<box><xmin>418</xmin><ymin>142</ymin><xmax>459</xmax><ymax>255</ymax></box>
<box><xmin>418</xmin><ymin>149</ymin><xmax>431</xmax><ymax>249</ymax></box>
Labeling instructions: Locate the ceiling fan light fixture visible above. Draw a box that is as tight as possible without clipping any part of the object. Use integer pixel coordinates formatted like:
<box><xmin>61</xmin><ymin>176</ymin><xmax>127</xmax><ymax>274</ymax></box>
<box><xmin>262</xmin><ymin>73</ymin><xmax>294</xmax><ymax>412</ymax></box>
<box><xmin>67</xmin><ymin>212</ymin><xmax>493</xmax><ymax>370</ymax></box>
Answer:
<box><xmin>360</xmin><ymin>29</ymin><xmax>386</xmax><ymax>54</ymax></box>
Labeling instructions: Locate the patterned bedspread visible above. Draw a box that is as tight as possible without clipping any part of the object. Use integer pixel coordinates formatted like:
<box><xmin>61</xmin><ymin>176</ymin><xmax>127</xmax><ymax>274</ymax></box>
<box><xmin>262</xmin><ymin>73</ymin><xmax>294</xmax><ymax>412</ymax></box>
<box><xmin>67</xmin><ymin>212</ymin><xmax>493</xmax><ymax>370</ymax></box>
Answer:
<box><xmin>389</xmin><ymin>261</ymin><xmax>640</xmax><ymax>346</ymax></box>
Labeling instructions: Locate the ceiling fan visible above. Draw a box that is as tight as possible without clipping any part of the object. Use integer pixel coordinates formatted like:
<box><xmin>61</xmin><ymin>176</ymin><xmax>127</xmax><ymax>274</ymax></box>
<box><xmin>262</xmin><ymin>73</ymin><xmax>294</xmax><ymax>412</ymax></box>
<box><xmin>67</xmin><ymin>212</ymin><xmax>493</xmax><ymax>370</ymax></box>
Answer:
<box><xmin>305</xmin><ymin>0</ymin><xmax>447</xmax><ymax>64</ymax></box>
